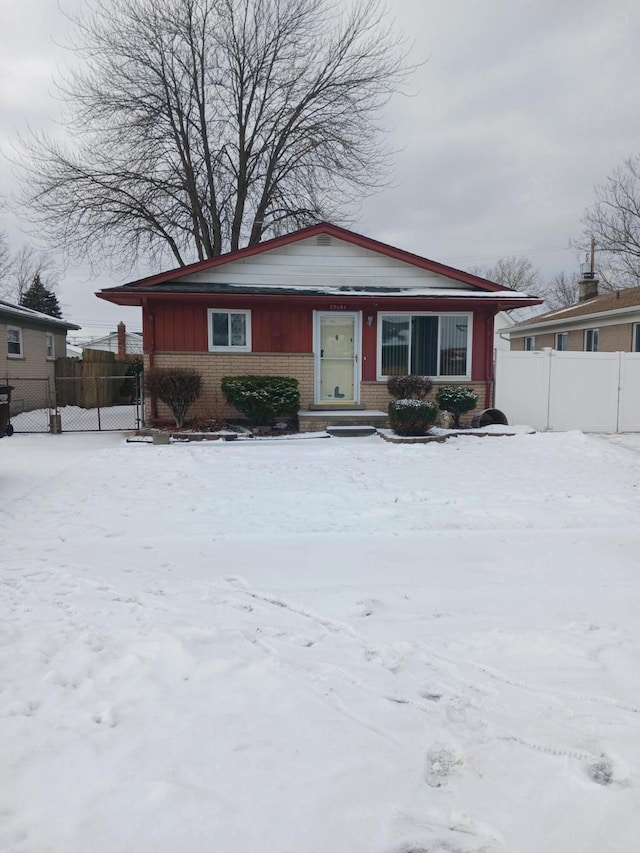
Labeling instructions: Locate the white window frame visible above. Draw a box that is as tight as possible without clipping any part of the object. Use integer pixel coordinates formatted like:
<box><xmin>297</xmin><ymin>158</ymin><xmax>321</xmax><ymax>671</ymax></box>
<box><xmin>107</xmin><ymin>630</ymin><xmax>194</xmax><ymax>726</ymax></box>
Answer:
<box><xmin>7</xmin><ymin>326</ymin><xmax>23</xmax><ymax>358</ymax></box>
<box><xmin>584</xmin><ymin>328</ymin><xmax>599</xmax><ymax>352</ymax></box>
<box><xmin>46</xmin><ymin>332</ymin><xmax>55</xmax><ymax>360</ymax></box>
<box><xmin>555</xmin><ymin>332</ymin><xmax>568</xmax><ymax>351</ymax></box>
<box><xmin>376</xmin><ymin>311</ymin><xmax>472</xmax><ymax>381</ymax></box>
<box><xmin>524</xmin><ymin>336</ymin><xmax>535</xmax><ymax>351</ymax></box>
<box><xmin>207</xmin><ymin>309</ymin><xmax>252</xmax><ymax>352</ymax></box>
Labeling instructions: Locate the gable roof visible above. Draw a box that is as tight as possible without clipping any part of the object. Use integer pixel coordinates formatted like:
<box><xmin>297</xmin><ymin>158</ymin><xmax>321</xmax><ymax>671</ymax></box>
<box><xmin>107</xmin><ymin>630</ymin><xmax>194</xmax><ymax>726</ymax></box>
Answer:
<box><xmin>510</xmin><ymin>285</ymin><xmax>640</xmax><ymax>333</ymax></box>
<box><xmin>98</xmin><ymin>222</ymin><xmax>536</xmax><ymax>296</ymax></box>
<box><xmin>0</xmin><ymin>297</ymin><xmax>80</xmax><ymax>331</ymax></box>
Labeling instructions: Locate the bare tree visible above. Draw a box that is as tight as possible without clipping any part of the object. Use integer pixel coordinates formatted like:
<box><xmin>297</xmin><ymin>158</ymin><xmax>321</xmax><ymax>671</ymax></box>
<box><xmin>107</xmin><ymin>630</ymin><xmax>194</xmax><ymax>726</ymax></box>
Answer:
<box><xmin>543</xmin><ymin>271</ymin><xmax>577</xmax><ymax>310</ymax></box>
<box><xmin>471</xmin><ymin>256</ymin><xmax>543</xmax><ymax>295</ymax></box>
<box><xmin>0</xmin><ymin>241</ymin><xmax>61</xmax><ymax>304</ymax></box>
<box><xmin>0</xmin><ymin>231</ymin><xmax>13</xmax><ymax>294</ymax></box>
<box><xmin>579</xmin><ymin>155</ymin><xmax>640</xmax><ymax>289</ymax></box>
<box><xmin>16</xmin><ymin>0</ymin><xmax>411</xmax><ymax>270</ymax></box>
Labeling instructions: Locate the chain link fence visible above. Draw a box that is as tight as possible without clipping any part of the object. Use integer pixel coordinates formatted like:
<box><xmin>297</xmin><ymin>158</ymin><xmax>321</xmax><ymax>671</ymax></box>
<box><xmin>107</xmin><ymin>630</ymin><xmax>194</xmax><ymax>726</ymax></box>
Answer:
<box><xmin>55</xmin><ymin>375</ymin><xmax>143</xmax><ymax>431</ymax></box>
<box><xmin>3</xmin><ymin>375</ymin><xmax>142</xmax><ymax>433</ymax></box>
<box><xmin>5</xmin><ymin>377</ymin><xmax>54</xmax><ymax>433</ymax></box>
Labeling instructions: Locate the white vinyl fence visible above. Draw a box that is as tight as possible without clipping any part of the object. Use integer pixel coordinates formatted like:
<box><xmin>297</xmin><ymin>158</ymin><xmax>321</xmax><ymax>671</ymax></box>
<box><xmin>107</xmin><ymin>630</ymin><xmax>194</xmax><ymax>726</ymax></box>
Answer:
<box><xmin>495</xmin><ymin>349</ymin><xmax>640</xmax><ymax>432</ymax></box>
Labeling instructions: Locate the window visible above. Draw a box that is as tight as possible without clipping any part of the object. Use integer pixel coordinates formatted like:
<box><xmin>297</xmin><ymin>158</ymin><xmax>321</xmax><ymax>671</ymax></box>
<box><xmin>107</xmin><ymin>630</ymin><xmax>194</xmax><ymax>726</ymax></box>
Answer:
<box><xmin>46</xmin><ymin>333</ymin><xmax>55</xmax><ymax>359</ymax></box>
<box><xmin>634</xmin><ymin>324</ymin><xmax>640</xmax><ymax>352</ymax></box>
<box><xmin>555</xmin><ymin>332</ymin><xmax>568</xmax><ymax>351</ymax></box>
<box><xmin>524</xmin><ymin>336</ymin><xmax>535</xmax><ymax>351</ymax></box>
<box><xmin>584</xmin><ymin>328</ymin><xmax>599</xmax><ymax>352</ymax></box>
<box><xmin>7</xmin><ymin>327</ymin><xmax>22</xmax><ymax>357</ymax></box>
<box><xmin>208</xmin><ymin>309</ymin><xmax>251</xmax><ymax>351</ymax></box>
<box><xmin>378</xmin><ymin>313</ymin><xmax>470</xmax><ymax>379</ymax></box>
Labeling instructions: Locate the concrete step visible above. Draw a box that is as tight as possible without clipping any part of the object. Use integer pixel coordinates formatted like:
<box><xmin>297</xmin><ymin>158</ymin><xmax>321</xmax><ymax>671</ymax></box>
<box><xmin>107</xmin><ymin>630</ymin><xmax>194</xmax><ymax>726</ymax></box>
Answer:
<box><xmin>298</xmin><ymin>409</ymin><xmax>388</xmax><ymax>433</ymax></box>
<box><xmin>326</xmin><ymin>425</ymin><xmax>378</xmax><ymax>437</ymax></box>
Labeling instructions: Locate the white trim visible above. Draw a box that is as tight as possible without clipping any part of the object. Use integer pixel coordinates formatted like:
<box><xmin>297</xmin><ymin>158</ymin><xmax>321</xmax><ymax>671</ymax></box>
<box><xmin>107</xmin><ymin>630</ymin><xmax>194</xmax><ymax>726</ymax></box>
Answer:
<box><xmin>555</xmin><ymin>331</ymin><xmax>568</xmax><ymax>351</ymax></box>
<box><xmin>7</xmin><ymin>326</ymin><xmax>23</xmax><ymax>358</ymax></box>
<box><xmin>584</xmin><ymin>328</ymin><xmax>599</xmax><ymax>352</ymax></box>
<box><xmin>376</xmin><ymin>311</ymin><xmax>472</xmax><ymax>381</ymax></box>
<box><xmin>207</xmin><ymin>308</ymin><xmax>252</xmax><ymax>352</ymax></box>
<box><xmin>313</xmin><ymin>311</ymin><xmax>361</xmax><ymax>404</ymax></box>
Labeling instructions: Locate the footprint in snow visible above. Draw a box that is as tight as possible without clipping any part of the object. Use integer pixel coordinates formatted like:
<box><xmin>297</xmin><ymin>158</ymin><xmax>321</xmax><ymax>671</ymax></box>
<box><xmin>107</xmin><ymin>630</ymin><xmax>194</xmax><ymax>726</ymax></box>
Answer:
<box><xmin>93</xmin><ymin>707</ymin><xmax>119</xmax><ymax>727</ymax></box>
<box><xmin>424</xmin><ymin>744</ymin><xmax>463</xmax><ymax>788</ymax></box>
<box><xmin>588</xmin><ymin>756</ymin><xmax>614</xmax><ymax>786</ymax></box>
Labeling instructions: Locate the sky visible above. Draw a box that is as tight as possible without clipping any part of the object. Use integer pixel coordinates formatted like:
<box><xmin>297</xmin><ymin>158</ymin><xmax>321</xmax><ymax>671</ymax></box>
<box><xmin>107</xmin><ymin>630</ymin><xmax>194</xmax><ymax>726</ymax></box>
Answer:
<box><xmin>1</xmin><ymin>0</ymin><xmax>640</xmax><ymax>338</ymax></box>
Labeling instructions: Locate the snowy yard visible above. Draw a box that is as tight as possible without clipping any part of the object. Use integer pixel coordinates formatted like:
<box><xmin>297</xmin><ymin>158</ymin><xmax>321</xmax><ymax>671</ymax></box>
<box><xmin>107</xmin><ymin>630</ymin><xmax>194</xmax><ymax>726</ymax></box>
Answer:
<box><xmin>2</xmin><ymin>430</ymin><xmax>640</xmax><ymax>852</ymax></box>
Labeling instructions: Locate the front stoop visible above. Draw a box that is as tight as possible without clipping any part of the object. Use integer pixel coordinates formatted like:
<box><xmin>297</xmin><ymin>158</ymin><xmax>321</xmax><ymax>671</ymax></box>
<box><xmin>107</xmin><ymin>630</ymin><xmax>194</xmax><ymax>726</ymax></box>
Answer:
<box><xmin>298</xmin><ymin>408</ymin><xmax>388</xmax><ymax>433</ymax></box>
<box><xmin>326</xmin><ymin>425</ymin><xmax>377</xmax><ymax>437</ymax></box>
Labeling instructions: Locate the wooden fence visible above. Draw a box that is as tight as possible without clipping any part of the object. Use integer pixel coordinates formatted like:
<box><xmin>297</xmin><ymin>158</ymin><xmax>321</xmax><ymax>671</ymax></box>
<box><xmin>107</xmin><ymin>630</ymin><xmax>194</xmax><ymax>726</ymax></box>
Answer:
<box><xmin>55</xmin><ymin>349</ymin><xmax>131</xmax><ymax>408</ymax></box>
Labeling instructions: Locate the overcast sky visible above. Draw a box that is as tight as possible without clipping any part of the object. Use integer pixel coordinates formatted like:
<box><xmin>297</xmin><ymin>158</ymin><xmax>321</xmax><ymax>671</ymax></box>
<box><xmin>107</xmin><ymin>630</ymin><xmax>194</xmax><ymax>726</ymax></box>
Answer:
<box><xmin>1</xmin><ymin>0</ymin><xmax>639</xmax><ymax>338</ymax></box>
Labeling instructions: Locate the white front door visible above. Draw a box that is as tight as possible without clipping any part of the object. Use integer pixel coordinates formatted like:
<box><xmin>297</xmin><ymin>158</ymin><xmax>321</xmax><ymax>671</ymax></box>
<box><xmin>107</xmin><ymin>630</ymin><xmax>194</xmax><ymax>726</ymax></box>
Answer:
<box><xmin>314</xmin><ymin>312</ymin><xmax>360</xmax><ymax>404</ymax></box>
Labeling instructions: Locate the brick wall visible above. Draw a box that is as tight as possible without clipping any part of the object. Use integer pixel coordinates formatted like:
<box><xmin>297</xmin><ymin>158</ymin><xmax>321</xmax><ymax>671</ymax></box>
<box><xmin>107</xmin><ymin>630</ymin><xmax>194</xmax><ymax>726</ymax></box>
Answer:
<box><xmin>146</xmin><ymin>352</ymin><xmax>314</xmax><ymax>421</ymax></box>
<box><xmin>599</xmin><ymin>323</ymin><xmax>634</xmax><ymax>351</ymax></box>
<box><xmin>361</xmin><ymin>380</ymin><xmax>488</xmax><ymax>425</ymax></box>
<box><xmin>512</xmin><ymin>321</ymin><xmax>637</xmax><ymax>353</ymax></box>
<box><xmin>144</xmin><ymin>352</ymin><xmax>488</xmax><ymax>426</ymax></box>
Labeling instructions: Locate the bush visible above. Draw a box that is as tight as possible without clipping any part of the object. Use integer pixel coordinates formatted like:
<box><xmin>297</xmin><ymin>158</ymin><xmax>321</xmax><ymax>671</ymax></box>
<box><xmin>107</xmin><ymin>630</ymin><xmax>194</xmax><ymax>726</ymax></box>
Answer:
<box><xmin>145</xmin><ymin>367</ymin><xmax>202</xmax><ymax>428</ymax></box>
<box><xmin>386</xmin><ymin>374</ymin><xmax>433</xmax><ymax>400</ymax></box>
<box><xmin>388</xmin><ymin>399</ymin><xmax>439</xmax><ymax>436</ymax></box>
<box><xmin>221</xmin><ymin>375</ymin><xmax>300</xmax><ymax>426</ymax></box>
<box><xmin>119</xmin><ymin>357</ymin><xmax>144</xmax><ymax>403</ymax></box>
<box><xmin>435</xmin><ymin>386</ymin><xmax>478</xmax><ymax>428</ymax></box>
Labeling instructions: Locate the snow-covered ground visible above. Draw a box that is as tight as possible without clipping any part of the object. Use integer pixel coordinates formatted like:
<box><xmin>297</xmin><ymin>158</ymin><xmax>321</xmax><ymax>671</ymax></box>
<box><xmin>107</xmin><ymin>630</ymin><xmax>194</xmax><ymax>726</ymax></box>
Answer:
<box><xmin>2</xmin><ymin>430</ymin><xmax>640</xmax><ymax>852</ymax></box>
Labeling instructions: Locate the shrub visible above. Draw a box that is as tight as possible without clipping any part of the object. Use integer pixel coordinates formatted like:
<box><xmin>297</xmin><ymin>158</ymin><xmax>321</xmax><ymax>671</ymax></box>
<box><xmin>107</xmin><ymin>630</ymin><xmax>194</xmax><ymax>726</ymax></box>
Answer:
<box><xmin>386</xmin><ymin>374</ymin><xmax>433</xmax><ymax>400</ymax></box>
<box><xmin>388</xmin><ymin>399</ymin><xmax>439</xmax><ymax>436</ymax></box>
<box><xmin>119</xmin><ymin>357</ymin><xmax>144</xmax><ymax>403</ymax></box>
<box><xmin>221</xmin><ymin>375</ymin><xmax>300</xmax><ymax>426</ymax></box>
<box><xmin>435</xmin><ymin>386</ymin><xmax>478</xmax><ymax>428</ymax></box>
<box><xmin>144</xmin><ymin>367</ymin><xmax>202</xmax><ymax>428</ymax></box>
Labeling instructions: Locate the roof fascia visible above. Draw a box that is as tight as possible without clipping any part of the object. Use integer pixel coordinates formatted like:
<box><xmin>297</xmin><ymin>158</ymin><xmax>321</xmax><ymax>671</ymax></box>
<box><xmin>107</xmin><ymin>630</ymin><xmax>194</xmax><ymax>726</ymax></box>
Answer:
<box><xmin>508</xmin><ymin>302</ymin><xmax>640</xmax><ymax>335</ymax></box>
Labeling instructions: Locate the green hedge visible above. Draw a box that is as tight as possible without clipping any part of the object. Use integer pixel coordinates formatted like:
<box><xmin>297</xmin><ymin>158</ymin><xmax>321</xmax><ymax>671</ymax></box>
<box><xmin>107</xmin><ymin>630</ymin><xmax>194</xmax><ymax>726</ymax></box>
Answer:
<box><xmin>221</xmin><ymin>375</ymin><xmax>300</xmax><ymax>426</ymax></box>
<box><xmin>388</xmin><ymin>399</ymin><xmax>439</xmax><ymax>436</ymax></box>
<box><xmin>386</xmin><ymin>375</ymin><xmax>433</xmax><ymax>400</ymax></box>
<box><xmin>435</xmin><ymin>386</ymin><xmax>478</xmax><ymax>428</ymax></box>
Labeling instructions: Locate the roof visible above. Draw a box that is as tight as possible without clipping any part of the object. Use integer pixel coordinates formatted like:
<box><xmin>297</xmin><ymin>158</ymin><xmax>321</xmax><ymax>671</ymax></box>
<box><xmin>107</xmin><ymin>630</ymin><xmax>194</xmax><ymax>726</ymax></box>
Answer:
<box><xmin>97</xmin><ymin>222</ymin><xmax>542</xmax><ymax>308</ymax></box>
<box><xmin>509</xmin><ymin>285</ymin><xmax>640</xmax><ymax>333</ymax></box>
<box><xmin>101</xmin><ymin>280</ymin><xmax>532</xmax><ymax>299</ymax></box>
<box><xmin>0</xmin><ymin>298</ymin><xmax>80</xmax><ymax>331</ymax></box>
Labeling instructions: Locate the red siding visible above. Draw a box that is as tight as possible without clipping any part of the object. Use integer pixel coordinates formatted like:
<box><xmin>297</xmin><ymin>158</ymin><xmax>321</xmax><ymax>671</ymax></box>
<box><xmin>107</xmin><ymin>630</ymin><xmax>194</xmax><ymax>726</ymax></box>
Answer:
<box><xmin>150</xmin><ymin>301</ymin><xmax>312</xmax><ymax>353</ymax></box>
<box><xmin>146</xmin><ymin>297</ymin><xmax>496</xmax><ymax>384</ymax></box>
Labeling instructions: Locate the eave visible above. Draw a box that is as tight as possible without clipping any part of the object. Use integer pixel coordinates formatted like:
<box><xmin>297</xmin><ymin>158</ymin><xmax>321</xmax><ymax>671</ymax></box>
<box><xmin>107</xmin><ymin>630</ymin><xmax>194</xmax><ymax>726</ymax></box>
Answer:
<box><xmin>97</xmin><ymin>288</ymin><xmax>540</xmax><ymax>312</ymax></box>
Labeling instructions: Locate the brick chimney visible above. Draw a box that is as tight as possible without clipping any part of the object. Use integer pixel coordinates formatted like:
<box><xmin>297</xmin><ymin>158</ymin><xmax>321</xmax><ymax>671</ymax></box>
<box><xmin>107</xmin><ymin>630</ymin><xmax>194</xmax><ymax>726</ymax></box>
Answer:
<box><xmin>578</xmin><ymin>274</ymin><xmax>599</xmax><ymax>302</ymax></box>
<box><xmin>578</xmin><ymin>238</ymin><xmax>599</xmax><ymax>301</ymax></box>
<box><xmin>117</xmin><ymin>321</ymin><xmax>127</xmax><ymax>359</ymax></box>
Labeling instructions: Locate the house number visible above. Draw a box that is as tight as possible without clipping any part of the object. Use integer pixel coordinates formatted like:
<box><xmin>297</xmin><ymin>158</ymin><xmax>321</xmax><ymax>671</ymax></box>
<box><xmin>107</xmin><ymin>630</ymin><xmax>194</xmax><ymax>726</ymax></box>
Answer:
<box><xmin>328</xmin><ymin>304</ymin><xmax>348</xmax><ymax>310</ymax></box>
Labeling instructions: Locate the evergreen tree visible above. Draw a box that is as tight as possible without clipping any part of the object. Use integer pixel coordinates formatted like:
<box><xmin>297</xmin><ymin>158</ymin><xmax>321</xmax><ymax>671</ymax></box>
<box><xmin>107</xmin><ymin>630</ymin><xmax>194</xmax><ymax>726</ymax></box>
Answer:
<box><xmin>19</xmin><ymin>273</ymin><xmax>62</xmax><ymax>318</ymax></box>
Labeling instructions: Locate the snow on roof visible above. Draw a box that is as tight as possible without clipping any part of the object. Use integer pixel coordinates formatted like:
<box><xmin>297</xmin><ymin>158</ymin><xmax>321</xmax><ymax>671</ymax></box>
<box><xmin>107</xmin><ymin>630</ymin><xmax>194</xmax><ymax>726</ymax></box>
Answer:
<box><xmin>0</xmin><ymin>297</ymin><xmax>80</xmax><ymax>329</ymax></box>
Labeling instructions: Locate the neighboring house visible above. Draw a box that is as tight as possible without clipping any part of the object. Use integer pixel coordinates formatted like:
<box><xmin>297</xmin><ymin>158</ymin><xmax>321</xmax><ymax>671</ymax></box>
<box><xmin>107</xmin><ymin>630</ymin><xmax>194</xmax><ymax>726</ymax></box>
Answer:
<box><xmin>97</xmin><ymin>222</ymin><xmax>540</xmax><ymax>426</ymax></box>
<box><xmin>1</xmin><ymin>298</ymin><xmax>80</xmax><ymax>412</ymax></box>
<box><xmin>494</xmin><ymin>311</ymin><xmax>515</xmax><ymax>351</ymax></box>
<box><xmin>506</xmin><ymin>276</ymin><xmax>640</xmax><ymax>353</ymax></box>
<box><xmin>80</xmin><ymin>322</ymin><xmax>143</xmax><ymax>358</ymax></box>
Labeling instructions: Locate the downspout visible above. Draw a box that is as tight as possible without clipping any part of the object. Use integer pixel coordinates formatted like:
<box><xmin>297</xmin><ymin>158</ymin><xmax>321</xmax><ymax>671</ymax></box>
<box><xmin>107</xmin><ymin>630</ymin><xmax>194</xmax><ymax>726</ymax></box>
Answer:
<box><xmin>143</xmin><ymin>299</ymin><xmax>158</xmax><ymax>420</ymax></box>
<box><xmin>486</xmin><ymin>312</ymin><xmax>495</xmax><ymax>408</ymax></box>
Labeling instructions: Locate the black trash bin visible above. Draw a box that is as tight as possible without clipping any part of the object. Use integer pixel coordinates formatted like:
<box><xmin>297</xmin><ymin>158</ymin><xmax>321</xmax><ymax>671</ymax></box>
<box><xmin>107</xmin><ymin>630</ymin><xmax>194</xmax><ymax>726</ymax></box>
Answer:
<box><xmin>0</xmin><ymin>385</ymin><xmax>15</xmax><ymax>437</ymax></box>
